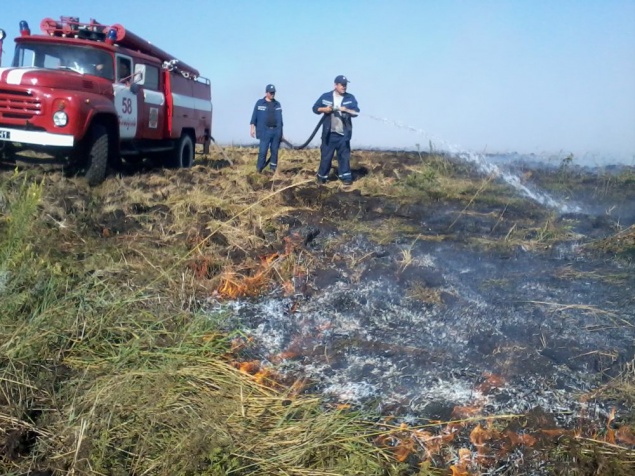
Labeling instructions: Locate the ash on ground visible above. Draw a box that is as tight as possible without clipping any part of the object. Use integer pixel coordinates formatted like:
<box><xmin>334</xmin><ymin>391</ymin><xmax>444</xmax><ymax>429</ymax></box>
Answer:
<box><xmin>216</xmin><ymin>199</ymin><xmax>634</xmax><ymax>431</ymax></box>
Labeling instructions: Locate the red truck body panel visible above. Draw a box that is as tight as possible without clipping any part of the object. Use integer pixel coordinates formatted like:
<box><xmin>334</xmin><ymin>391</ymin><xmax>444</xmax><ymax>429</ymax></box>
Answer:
<box><xmin>0</xmin><ymin>17</ymin><xmax>212</xmax><ymax>165</ymax></box>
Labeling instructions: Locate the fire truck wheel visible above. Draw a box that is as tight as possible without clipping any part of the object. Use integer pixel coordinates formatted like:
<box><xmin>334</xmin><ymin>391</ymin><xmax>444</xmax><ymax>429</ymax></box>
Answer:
<box><xmin>84</xmin><ymin>124</ymin><xmax>109</xmax><ymax>186</ymax></box>
<box><xmin>167</xmin><ymin>133</ymin><xmax>194</xmax><ymax>168</ymax></box>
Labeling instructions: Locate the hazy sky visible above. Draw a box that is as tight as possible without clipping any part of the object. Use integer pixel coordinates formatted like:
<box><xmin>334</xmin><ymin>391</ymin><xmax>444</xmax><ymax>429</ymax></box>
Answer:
<box><xmin>2</xmin><ymin>1</ymin><xmax>634</xmax><ymax>162</ymax></box>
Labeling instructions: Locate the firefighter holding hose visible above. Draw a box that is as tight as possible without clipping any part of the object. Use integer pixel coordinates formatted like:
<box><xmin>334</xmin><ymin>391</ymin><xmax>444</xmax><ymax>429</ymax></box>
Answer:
<box><xmin>313</xmin><ymin>75</ymin><xmax>360</xmax><ymax>185</ymax></box>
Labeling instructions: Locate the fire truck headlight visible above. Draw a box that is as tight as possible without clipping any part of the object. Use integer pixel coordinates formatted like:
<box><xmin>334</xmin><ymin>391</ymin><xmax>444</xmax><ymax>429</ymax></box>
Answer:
<box><xmin>53</xmin><ymin>111</ymin><xmax>68</xmax><ymax>127</ymax></box>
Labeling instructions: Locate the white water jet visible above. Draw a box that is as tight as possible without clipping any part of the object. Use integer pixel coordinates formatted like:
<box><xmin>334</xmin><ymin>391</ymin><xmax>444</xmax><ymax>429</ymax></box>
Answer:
<box><xmin>361</xmin><ymin>113</ymin><xmax>581</xmax><ymax>213</ymax></box>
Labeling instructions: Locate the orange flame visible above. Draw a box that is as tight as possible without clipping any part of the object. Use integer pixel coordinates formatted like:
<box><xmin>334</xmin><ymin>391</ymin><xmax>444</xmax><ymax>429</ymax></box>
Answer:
<box><xmin>238</xmin><ymin>360</ymin><xmax>260</xmax><ymax>374</ymax></box>
<box><xmin>253</xmin><ymin>369</ymin><xmax>272</xmax><ymax>385</ymax></box>
<box><xmin>441</xmin><ymin>426</ymin><xmax>458</xmax><ymax>443</ymax></box>
<box><xmin>504</xmin><ymin>430</ymin><xmax>537</xmax><ymax>448</ymax></box>
<box><xmin>218</xmin><ymin>270</ymin><xmax>270</xmax><ymax>299</ymax></box>
<box><xmin>270</xmin><ymin>350</ymin><xmax>299</xmax><ymax>363</ymax></box>
<box><xmin>213</xmin><ymin>229</ymin><xmax>312</xmax><ymax>299</ymax></box>
<box><xmin>449</xmin><ymin>447</ymin><xmax>472</xmax><ymax>475</ymax></box>
<box><xmin>394</xmin><ymin>439</ymin><xmax>414</xmax><ymax>462</ymax></box>
<box><xmin>261</xmin><ymin>252</ymin><xmax>279</xmax><ymax>265</ymax></box>
<box><xmin>235</xmin><ymin>360</ymin><xmax>285</xmax><ymax>388</ymax></box>
<box><xmin>469</xmin><ymin>424</ymin><xmax>490</xmax><ymax>447</ymax></box>
<box><xmin>413</xmin><ymin>430</ymin><xmax>444</xmax><ymax>458</ymax></box>
<box><xmin>450</xmin><ymin>467</ymin><xmax>470</xmax><ymax>476</ymax></box>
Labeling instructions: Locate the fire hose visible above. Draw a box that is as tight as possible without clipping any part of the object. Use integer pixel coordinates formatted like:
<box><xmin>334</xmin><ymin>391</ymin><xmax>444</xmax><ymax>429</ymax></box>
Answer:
<box><xmin>283</xmin><ymin>106</ymin><xmax>357</xmax><ymax>149</ymax></box>
<box><xmin>281</xmin><ymin>115</ymin><xmax>325</xmax><ymax>150</ymax></box>
<box><xmin>208</xmin><ymin>113</ymin><xmax>324</xmax><ymax>166</ymax></box>
<box><xmin>210</xmin><ymin>136</ymin><xmax>234</xmax><ymax>166</ymax></box>
<box><xmin>212</xmin><ymin>108</ymin><xmax>345</xmax><ymax>167</ymax></box>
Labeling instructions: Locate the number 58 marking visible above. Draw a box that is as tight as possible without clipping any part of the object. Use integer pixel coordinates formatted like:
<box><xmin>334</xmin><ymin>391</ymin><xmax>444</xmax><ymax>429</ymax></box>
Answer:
<box><xmin>121</xmin><ymin>97</ymin><xmax>133</xmax><ymax>114</ymax></box>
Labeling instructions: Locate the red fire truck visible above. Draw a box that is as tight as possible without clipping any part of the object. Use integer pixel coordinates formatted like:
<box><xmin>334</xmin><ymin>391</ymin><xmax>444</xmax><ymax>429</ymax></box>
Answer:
<box><xmin>0</xmin><ymin>17</ymin><xmax>212</xmax><ymax>185</ymax></box>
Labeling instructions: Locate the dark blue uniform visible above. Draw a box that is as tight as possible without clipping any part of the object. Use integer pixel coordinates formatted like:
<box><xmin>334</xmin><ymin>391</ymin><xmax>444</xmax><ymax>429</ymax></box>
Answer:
<box><xmin>250</xmin><ymin>97</ymin><xmax>283</xmax><ymax>172</ymax></box>
<box><xmin>312</xmin><ymin>91</ymin><xmax>360</xmax><ymax>183</ymax></box>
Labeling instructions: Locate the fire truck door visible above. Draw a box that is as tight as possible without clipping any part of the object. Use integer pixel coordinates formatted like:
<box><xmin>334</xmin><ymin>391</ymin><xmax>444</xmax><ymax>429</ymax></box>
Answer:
<box><xmin>134</xmin><ymin>63</ymin><xmax>165</xmax><ymax>140</ymax></box>
<box><xmin>113</xmin><ymin>55</ymin><xmax>138</xmax><ymax>140</ymax></box>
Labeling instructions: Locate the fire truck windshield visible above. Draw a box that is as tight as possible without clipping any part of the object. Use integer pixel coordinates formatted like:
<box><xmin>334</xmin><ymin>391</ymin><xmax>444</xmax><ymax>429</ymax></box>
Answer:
<box><xmin>13</xmin><ymin>43</ymin><xmax>114</xmax><ymax>81</ymax></box>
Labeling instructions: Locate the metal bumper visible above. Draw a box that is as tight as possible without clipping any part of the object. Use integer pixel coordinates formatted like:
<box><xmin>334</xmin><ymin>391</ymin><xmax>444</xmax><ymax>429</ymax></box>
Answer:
<box><xmin>0</xmin><ymin>127</ymin><xmax>74</xmax><ymax>147</ymax></box>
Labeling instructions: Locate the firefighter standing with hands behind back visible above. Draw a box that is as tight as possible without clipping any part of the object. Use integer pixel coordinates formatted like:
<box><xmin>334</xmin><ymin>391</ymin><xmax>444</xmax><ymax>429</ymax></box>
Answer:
<box><xmin>313</xmin><ymin>75</ymin><xmax>360</xmax><ymax>185</ymax></box>
<box><xmin>250</xmin><ymin>84</ymin><xmax>283</xmax><ymax>173</ymax></box>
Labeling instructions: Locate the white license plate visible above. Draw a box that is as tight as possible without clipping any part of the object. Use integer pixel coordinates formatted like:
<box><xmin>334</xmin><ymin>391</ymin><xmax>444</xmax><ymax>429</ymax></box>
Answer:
<box><xmin>0</xmin><ymin>130</ymin><xmax>10</xmax><ymax>140</ymax></box>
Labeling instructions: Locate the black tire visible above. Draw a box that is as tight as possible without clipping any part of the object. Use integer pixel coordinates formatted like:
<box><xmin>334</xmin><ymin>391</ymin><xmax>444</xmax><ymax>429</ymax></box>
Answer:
<box><xmin>0</xmin><ymin>143</ymin><xmax>16</xmax><ymax>164</ymax></box>
<box><xmin>84</xmin><ymin>124</ymin><xmax>109</xmax><ymax>186</ymax></box>
<box><xmin>165</xmin><ymin>133</ymin><xmax>194</xmax><ymax>168</ymax></box>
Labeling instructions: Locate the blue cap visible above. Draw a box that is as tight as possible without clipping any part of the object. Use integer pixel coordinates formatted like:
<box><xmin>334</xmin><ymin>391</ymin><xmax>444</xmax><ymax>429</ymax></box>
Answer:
<box><xmin>334</xmin><ymin>75</ymin><xmax>349</xmax><ymax>85</ymax></box>
<box><xmin>266</xmin><ymin>84</ymin><xmax>276</xmax><ymax>93</ymax></box>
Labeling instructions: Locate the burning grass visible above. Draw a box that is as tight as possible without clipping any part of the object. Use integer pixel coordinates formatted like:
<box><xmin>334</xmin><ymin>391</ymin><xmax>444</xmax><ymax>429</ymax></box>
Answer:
<box><xmin>1</xmin><ymin>147</ymin><xmax>634</xmax><ymax>474</ymax></box>
<box><xmin>0</xmin><ymin>175</ymin><xmax>396</xmax><ymax>475</ymax></box>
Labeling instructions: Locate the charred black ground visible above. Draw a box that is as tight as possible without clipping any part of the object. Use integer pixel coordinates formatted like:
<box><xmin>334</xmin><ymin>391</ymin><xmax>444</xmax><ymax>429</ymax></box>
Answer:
<box><xmin>220</xmin><ymin>150</ymin><xmax>635</xmax><ymax>472</ymax></box>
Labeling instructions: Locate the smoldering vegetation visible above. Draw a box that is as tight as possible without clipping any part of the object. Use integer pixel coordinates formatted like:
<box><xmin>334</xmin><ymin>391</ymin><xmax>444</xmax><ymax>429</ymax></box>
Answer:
<box><xmin>1</xmin><ymin>147</ymin><xmax>634</xmax><ymax>475</ymax></box>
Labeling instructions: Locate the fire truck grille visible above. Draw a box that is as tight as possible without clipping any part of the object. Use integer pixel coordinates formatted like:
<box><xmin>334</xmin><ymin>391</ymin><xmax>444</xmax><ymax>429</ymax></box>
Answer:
<box><xmin>0</xmin><ymin>89</ymin><xmax>42</xmax><ymax>119</ymax></box>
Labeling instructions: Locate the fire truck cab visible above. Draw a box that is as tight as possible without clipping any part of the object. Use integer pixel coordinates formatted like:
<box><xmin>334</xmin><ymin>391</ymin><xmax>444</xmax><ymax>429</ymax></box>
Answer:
<box><xmin>0</xmin><ymin>17</ymin><xmax>212</xmax><ymax>185</ymax></box>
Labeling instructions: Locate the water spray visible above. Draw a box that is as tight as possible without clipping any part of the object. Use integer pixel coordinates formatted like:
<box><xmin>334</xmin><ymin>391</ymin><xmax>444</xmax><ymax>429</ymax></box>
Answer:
<box><xmin>285</xmin><ymin>110</ymin><xmax>580</xmax><ymax>213</ymax></box>
<box><xmin>360</xmin><ymin>113</ymin><xmax>581</xmax><ymax>212</ymax></box>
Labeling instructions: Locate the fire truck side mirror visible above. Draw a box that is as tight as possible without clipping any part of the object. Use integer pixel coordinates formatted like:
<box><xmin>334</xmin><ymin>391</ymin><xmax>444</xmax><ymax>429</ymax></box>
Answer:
<box><xmin>133</xmin><ymin>64</ymin><xmax>146</xmax><ymax>86</ymax></box>
<box><xmin>130</xmin><ymin>83</ymin><xmax>141</xmax><ymax>95</ymax></box>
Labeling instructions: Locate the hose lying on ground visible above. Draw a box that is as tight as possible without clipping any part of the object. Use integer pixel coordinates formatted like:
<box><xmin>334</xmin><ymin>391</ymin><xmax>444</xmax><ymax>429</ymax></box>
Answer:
<box><xmin>210</xmin><ymin>136</ymin><xmax>234</xmax><ymax>166</ymax></box>
<box><xmin>208</xmin><ymin>116</ymin><xmax>324</xmax><ymax>169</ymax></box>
